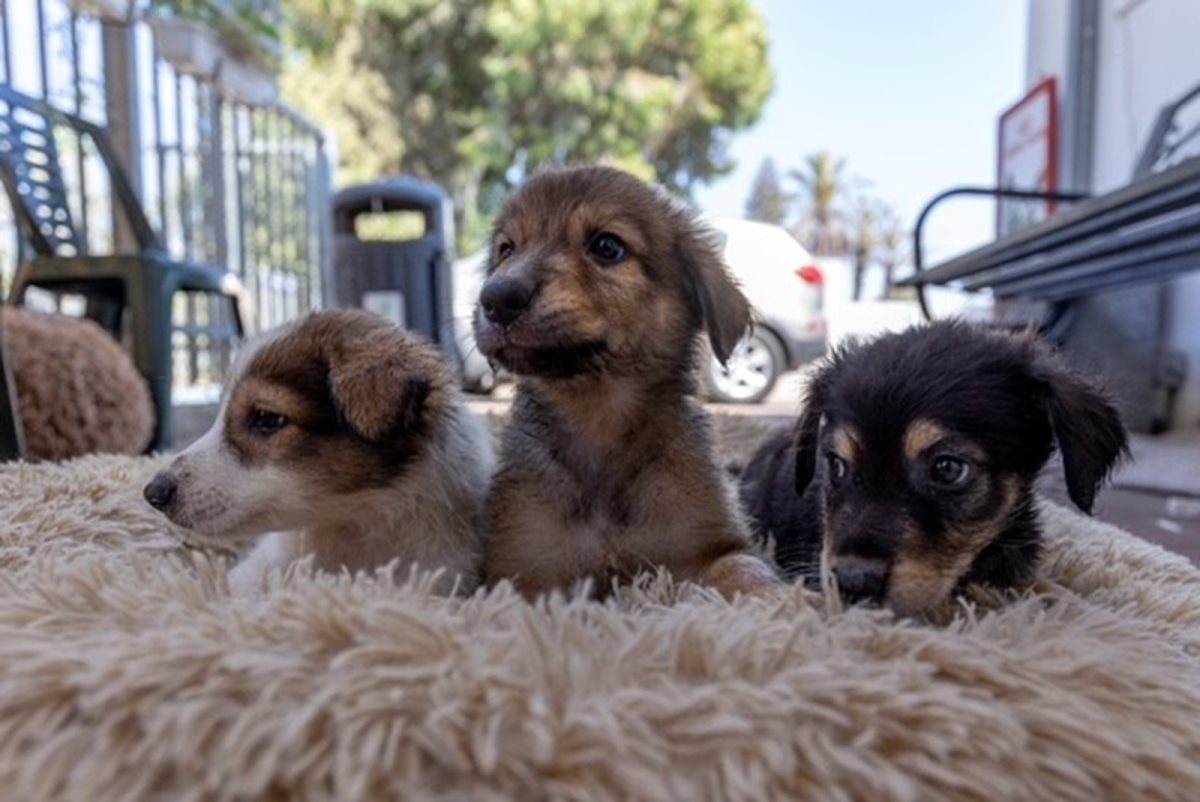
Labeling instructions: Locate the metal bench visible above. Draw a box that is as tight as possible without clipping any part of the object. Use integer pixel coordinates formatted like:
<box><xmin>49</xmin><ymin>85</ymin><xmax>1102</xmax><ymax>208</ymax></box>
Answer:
<box><xmin>898</xmin><ymin>82</ymin><xmax>1200</xmax><ymax>335</ymax></box>
<box><xmin>0</xmin><ymin>84</ymin><xmax>245</xmax><ymax>454</ymax></box>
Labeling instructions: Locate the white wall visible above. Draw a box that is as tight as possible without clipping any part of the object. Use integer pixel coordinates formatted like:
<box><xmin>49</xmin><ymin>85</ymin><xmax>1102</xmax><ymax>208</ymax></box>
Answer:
<box><xmin>1091</xmin><ymin>0</ymin><xmax>1200</xmax><ymax>193</ymax></box>
<box><xmin>1026</xmin><ymin>0</ymin><xmax>1200</xmax><ymax>428</ymax></box>
<box><xmin>1024</xmin><ymin>0</ymin><xmax>1071</xmax><ymax>89</ymax></box>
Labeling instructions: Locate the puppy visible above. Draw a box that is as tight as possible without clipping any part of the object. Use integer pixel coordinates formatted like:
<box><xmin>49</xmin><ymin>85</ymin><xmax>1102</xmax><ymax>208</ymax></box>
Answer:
<box><xmin>143</xmin><ymin>309</ymin><xmax>494</xmax><ymax>594</ymax></box>
<box><xmin>473</xmin><ymin>165</ymin><xmax>780</xmax><ymax>599</ymax></box>
<box><xmin>739</xmin><ymin>320</ymin><xmax>1129</xmax><ymax>616</ymax></box>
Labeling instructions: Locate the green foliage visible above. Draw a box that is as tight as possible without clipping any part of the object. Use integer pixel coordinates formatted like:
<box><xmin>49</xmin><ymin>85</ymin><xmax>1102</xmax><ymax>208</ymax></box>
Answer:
<box><xmin>744</xmin><ymin>158</ymin><xmax>790</xmax><ymax>226</ymax></box>
<box><xmin>280</xmin><ymin>0</ymin><xmax>772</xmax><ymax>252</ymax></box>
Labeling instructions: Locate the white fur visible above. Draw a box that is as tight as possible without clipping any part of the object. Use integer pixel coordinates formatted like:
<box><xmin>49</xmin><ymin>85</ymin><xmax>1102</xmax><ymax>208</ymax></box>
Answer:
<box><xmin>161</xmin><ymin>334</ymin><xmax>495</xmax><ymax>596</ymax></box>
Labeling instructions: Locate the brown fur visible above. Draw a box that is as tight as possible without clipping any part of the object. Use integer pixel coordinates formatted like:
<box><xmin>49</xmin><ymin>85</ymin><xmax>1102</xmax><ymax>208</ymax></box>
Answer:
<box><xmin>220</xmin><ymin>310</ymin><xmax>446</xmax><ymax>496</ymax></box>
<box><xmin>903</xmin><ymin>419</ymin><xmax>947</xmax><ymax>463</ymax></box>
<box><xmin>144</xmin><ymin>309</ymin><xmax>493</xmax><ymax>593</ymax></box>
<box><xmin>831</xmin><ymin>425</ymin><xmax>861</xmax><ymax>464</ymax></box>
<box><xmin>474</xmin><ymin>165</ymin><xmax>779</xmax><ymax>599</ymax></box>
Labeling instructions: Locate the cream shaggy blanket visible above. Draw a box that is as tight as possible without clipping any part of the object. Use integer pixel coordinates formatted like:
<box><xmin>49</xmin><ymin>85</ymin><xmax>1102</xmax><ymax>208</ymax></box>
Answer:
<box><xmin>1</xmin><ymin>416</ymin><xmax>1198</xmax><ymax>801</ymax></box>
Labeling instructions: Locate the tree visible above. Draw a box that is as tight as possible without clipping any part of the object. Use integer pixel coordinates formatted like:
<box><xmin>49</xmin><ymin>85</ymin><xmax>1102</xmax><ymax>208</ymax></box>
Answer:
<box><xmin>744</xmin><ymin>158</ymin><xmax>790</xmax><ymax>225</ymax></box>
<box><xmin>849</xmin><ymin>199</ymin><xmax>877</xmax><ymax>301</ymax></box>
<box><xmin>789</xmin><ymin>151</ymin><xmax>849</xmax><ymax>255</ymax></box>
<box><xmin>281</xmin><ymin>0</ymin><xmax>773</xmax><ymax>251</ymax></box>
<box><xmin>875</xmin><ymin>204</ymin><xmax>908</xmax><ymax>298</ymax></box>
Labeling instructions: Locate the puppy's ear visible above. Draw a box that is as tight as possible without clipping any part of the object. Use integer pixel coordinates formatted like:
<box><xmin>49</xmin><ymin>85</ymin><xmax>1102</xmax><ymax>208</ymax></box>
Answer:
<box><xmin>678</xmin><ymin>221</ymin><xmax>752</xmax><ymax>364</ymax></box>
<box><xmin>1033</xmin><ymin>347</ymin><xmax>1129</xmax><ymax>513</ymax></box>
<box><xmin>794</xmin><ymin>368</ymin><xmax>829</xmax><ymax>495</ymax></box>
<box><xmin>327</xmin><ymin>333</ymin><xmax>433</xmax><ymax>441</ymax></box>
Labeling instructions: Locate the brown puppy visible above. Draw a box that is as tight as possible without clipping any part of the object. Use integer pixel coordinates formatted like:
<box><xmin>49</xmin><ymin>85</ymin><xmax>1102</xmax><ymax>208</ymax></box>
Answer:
<box><xmin>474</xmin><ymin>165</ymin><xmax>781</xmax><ymax>599</ymax></box>
<box><xmin>144</xmin><ymin>309</ymin><xmax>494</xmax><ymax>594</ymax></box>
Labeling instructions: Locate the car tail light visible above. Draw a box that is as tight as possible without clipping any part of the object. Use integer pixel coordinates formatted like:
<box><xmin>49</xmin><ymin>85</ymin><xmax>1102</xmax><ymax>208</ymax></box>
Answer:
<box><xmin>795</xmin><ymin>264</ymin><xmax>823</xmax><ymax>285</ymax></box>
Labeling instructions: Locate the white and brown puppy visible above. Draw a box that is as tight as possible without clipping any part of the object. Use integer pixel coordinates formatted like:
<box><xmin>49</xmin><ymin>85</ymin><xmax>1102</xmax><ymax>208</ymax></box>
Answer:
<box><xmin>474</xmin><ymin>165</ymin><xmax>781</xmax><ymax>599</ymax></box>
<box><xmin>143</xmin><ymin>309</ymin><xmax>493</xmax><ymax>594</ymax></box>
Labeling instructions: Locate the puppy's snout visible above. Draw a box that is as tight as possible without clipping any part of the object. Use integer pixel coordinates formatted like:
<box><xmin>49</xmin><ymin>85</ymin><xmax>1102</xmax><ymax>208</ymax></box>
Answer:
<box><xmin>832</xmin><ymin>561</ymin><xmax>887</xmax><ymax>606</ymax></box>
<box><xmin>143</xmin><ymin>472</ymin><xmax>178</xmax><ymax>511</ymax></box>
<box><xmin>480</xmin><ymin>277</ymin><xmax>533</xmax><ymax>326</ymax></box>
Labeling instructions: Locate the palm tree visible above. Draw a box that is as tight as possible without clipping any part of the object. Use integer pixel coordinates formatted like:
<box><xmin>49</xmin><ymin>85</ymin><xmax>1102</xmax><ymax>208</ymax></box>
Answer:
<box><xmin>789</xmin><ymin>152</ymin><xmax>849</xmax><ymax>255</ymax></box>
<box><xmin>876</xmin><ymin>205</ymin><xmax>908</xmax><ymax>299</ymax></box>
<box><xmin>850</xmin><ymin>199</ymin><xmax>878</xmax><ymax>301</ymax></box>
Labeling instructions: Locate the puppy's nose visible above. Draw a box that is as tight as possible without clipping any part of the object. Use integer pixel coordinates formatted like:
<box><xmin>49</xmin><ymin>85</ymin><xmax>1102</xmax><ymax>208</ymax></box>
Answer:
<box><xmin>143</xmin><ymin>473</ymin><xmax>178</xmax><ymax>510</ymax></box>
<box><xmin>480</xmin><ymin>277</ymin><xmax>533</xmax><ymax>326</ymax></box>
<box><xmin>832</xmin><ymin>563</ymin><xmax>887</xmax><ymax>606</ymax></box>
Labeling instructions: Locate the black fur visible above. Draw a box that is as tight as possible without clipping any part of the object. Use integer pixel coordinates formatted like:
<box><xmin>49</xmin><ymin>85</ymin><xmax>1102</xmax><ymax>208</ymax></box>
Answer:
<box><xmin>739</xmin><ymin>320</ymin><xmax>1130</xmax><ymax>607</ymax></box>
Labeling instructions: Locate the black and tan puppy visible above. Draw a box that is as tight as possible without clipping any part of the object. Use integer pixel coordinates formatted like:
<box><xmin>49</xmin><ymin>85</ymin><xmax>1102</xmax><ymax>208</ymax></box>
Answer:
<box><xmin>474</xmin><ymin>165</ymin><xmax>780</xmax><ymax>599</ymax></box>
<box><xmin>739</xmin><ymin>320</ymin><xmax>1129</xmax><ymax>616</ymax></box>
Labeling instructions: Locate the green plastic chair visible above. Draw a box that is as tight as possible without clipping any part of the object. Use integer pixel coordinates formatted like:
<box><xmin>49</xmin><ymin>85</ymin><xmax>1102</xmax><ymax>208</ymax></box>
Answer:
<box><xmin>0</xmin><ymin>84</ymin><xmax>244</xmax><ymax>452</ymax></box>
<box><xmin>0</xmin><ymin>304</ymin><xmax>24</xmax><ymax>460</ymax></box>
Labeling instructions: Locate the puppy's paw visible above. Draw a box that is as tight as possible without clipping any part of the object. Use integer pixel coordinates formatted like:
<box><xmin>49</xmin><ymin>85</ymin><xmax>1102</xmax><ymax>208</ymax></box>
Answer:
<box><xmin>227</xmin><ymin>531</ymin><xmax>296</xmax><ymax>597</ymax></box>
<box><xmin>227</xmin><ymin>558</ymin><xmax>267</xmax><ymax>597</ymax></box>
<box><xmin>699</xmin><ymin>552</ymin><xmax>785</xmax><ymax>601</ymax></box>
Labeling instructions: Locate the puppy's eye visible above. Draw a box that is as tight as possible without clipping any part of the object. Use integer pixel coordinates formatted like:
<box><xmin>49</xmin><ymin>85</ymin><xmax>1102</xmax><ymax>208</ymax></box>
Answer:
<box><xmin>247</xmin><ymin>408</ymin><xmax>288</xmax><ymax>436</ymax></box>
<box><xmin>495</xmin><ymin>239</ymin><xmax>514</xmax><ymax>262</ymax></box>
<box><xmin>930</xmin><ymin>455</ymin><xmax>971</xmax><ymax>487</ymax></box>
<box><xmin>587</xmin><ymin>232</ymin><xmax>627</xmax><ymax>265</ymax></box>
<box><xmin>826</xmin><ymin>453</ymin><xmax>848</xmax><ymax>484</ymax></box>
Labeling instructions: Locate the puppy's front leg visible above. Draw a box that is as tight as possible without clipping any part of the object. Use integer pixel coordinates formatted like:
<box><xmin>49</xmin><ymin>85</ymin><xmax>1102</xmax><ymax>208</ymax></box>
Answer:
<box><xmin>228</xmin><ymin>532</ymin><xmax>299</xmax><ymax>596</ymax></box>
<box><xmin>698</xmin><ymin>551</ymin><xmax>783</xmax><ymax>599</ymax></box>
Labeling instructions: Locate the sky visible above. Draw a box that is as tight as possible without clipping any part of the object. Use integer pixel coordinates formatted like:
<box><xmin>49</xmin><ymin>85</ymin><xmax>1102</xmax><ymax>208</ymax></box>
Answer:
<box><xmin>694</xmin><ymin>0</ymin><xmax>1030</xmax><ymax>268</ymax></box>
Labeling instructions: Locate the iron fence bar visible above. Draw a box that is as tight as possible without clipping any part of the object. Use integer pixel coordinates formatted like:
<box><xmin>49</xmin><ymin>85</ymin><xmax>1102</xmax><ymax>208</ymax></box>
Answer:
<box><xmin>0</xmin><ymin>0</ymin><xmax>11</xmax><ymax>83</ymax></box>
<box><xmin>152</xmin><ymin>49</ymin><xmax>168</xmax><ymax>237</ymax></box>
<box><xmin>292</xmin><ymin>118</ymin><xmax>310</xmax><ymax>310</ymax></box>
<box><xmin>178</xmin><ymin>72</ymin><xmax>197</xmax><ymax>384</ymax></box>
<box><xmin>174</xmin><ymin>71</ymin><xmax>191</xmax><ymax>261</ymax></box>
<box><xmin>209</xmin><ymin>91</ymin><xmax>227</xmax><ymax>268</ymax></box>
<box><xmin>266</xmin><ymin>110</ymin><xmax>277</xmax><ymax>327</ymax></box>
<box><xmin>315</xmin><ymin>144</ymin><xmax>330</xmax><ymax>307</ymax></box>
<box><xmin>69</xmin><ymin>9</ymin><xmax>88</xmax><ymax>249</ymax></box>
<box><xmin>300</xmin><ymin>141</ymin><xmax>312</xmax><ymax>310</ymax></box>
<box><xmin>208</xmin><ymin>89</ymin><xmax>226</xmax><ymax>377</ymax></box>
<box><xmin>233</xmin><ymin>102</ymin><xmax>247</xmax><ymax>280</ymax></box>
<box><xmin>249</xmin><ymin>106</ymin><xmax>265</xmax><ymax>328</ymax></box>
<box><xmin>269</xmin><ymin>110</ymin><xmax>282</xmax><ymax>328</ymax></box>
<box><xmin>286</xmin><ymin>115</ymin><xmax>300</xmax><ymax>317</ymax></box>
<box><xmin>272</xmin><ymin>99</ymin><xmax>324</xmax><ymax>140</ymax></box>
<box><xmin>35</xmin><ymin>0</ymin><xmax>48</xmax><ymax>97</ymax></box>
<box><xmin>196</xmin><ymin>80</ymin><xmax>212</xmax><ymax>262</ymax></box>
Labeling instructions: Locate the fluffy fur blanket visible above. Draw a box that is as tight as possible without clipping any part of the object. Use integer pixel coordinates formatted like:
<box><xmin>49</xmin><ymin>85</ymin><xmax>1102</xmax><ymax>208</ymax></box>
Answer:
<box><xmin>2</xmin><ymin>308</ymin><xmax>154</xmax><ymax>460</ymax></box>
<box><xmin>0</xmin><ymin>416</ymin><xmax>1198</xmax><ymax>801</ymax></box>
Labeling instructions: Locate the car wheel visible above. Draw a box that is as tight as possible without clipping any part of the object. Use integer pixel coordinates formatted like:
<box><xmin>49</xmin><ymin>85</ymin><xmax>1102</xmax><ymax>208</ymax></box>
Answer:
<box><xmin>704</xmin><ymin>329</ymin><xmax>786</xmax><ymax>404</ymax></box>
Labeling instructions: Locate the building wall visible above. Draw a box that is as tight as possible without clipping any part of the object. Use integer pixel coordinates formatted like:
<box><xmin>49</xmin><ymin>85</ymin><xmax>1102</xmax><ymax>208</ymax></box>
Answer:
<box><xmin>1024</xmin><ymin>0</ymin><xmax>1071</xmax><ymax>89</ymax></box>
<box><xmin>1026</xmin><ymin>0</ymin><xmax>1200</xmax><ymax>429</ymax></box>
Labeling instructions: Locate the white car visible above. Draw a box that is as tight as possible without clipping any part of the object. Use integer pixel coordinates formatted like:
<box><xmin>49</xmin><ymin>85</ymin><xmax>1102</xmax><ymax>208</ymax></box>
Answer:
<box><xmin>451</xmin><ymin>251</ymin><xmax>497</xmax><ymax>393</ymax></box>
<box><xmin>450</xmin><ymin>218</ymin><xmax>825</xmax><ymax>401</ymax></box>
<box><xmin>704</xmin><ymin>217</ymin><xmax>826</xmax><ymax>403</ymax></box>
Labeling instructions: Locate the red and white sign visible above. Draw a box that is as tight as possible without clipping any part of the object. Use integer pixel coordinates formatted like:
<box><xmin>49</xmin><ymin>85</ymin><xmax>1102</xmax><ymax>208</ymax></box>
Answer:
<box><xmin>996</xmin><ymin>77</ymin><xmax>1059</xmax><ymax>238</ymax></box>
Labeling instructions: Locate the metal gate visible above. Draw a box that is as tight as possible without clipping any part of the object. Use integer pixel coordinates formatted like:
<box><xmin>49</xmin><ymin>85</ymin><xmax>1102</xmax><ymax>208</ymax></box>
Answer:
<box><xmin>0</xmin><ymin>0</ymin><xmax>331</xmax><ymax>395</ymax></box>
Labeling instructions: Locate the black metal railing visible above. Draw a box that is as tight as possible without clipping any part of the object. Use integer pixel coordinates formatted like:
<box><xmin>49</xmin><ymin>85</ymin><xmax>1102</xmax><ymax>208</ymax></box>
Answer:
<box><xmin>0</xmin><ymin>0</ymin><xmax>330</xmax><ymax>395</ymax></box>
